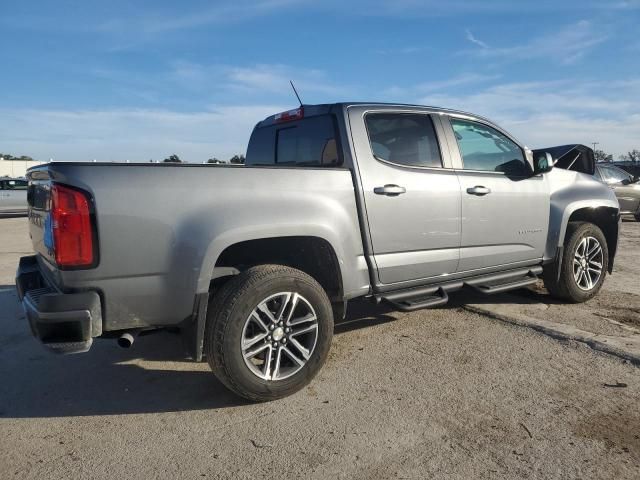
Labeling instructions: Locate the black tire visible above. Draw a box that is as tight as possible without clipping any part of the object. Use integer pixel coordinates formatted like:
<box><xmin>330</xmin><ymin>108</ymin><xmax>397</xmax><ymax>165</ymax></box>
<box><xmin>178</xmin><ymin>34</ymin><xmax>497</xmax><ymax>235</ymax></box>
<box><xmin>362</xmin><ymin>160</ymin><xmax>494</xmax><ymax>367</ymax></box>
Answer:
<box><xmin>205</xmin><ymin>264</ymin><xmax>334</xmax><ymax>402</ymax></box>
<box><xmin>543</xmin><ymin>222</ymin><xmax>608</xmax><ymax>303</ymax></box>
<box><xmin>635</xmin><ymin>213</ymin><xmax>640</xmax><ymax>222</ymax></box>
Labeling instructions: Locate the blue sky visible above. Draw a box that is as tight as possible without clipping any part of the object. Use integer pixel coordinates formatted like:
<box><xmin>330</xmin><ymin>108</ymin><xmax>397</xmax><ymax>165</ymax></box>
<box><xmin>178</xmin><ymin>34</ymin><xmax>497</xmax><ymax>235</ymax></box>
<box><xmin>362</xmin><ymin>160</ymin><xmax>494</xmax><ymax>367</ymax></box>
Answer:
<box><xmin>1</xmin><ymin>0</ymin><xmax>639</xmax><ymax>162</ymax></box>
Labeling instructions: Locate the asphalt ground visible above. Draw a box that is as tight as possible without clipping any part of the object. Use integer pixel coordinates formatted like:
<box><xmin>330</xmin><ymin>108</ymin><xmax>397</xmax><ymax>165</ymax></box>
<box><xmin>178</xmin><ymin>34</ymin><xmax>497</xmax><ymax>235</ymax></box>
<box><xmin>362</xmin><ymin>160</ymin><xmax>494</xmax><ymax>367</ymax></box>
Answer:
<box><xmin>0</xmin><ymin>216</ymin><xmax>638</xmax><ymax>479</ymax></box>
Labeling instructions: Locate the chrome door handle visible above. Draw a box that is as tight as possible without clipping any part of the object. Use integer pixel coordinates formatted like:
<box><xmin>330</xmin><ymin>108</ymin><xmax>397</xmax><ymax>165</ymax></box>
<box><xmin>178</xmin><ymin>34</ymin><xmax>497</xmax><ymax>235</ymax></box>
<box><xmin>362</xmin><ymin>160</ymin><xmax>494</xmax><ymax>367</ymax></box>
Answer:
<box><xmin>466</xmin><ymin>186</ymin><xmax>491</xmax><ymax>196</ymax></box>
<box><xmin>374</xmin><ymin>184</ymin><xmax>406</xmax><ymax>196</ymax></box>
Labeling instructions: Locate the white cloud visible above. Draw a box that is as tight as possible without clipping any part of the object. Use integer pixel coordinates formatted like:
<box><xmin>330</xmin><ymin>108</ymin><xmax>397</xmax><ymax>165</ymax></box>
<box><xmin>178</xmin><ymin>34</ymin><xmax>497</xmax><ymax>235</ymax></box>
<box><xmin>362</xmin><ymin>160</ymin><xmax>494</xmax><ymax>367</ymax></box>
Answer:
<box><xmin>383</xmin><ymin>73</ymin><xmax>500</xmax><ymax>99</ymax></box>
<box><xmin>467</xmin><ymin>20</ymin><xmax>607</xmax><ymax>64</ymax></box>
<box><xmin>169</xmin><ymin>62</ymin><xmax>347</xmax><ymax>99</ymax></box>
<box><xmin>465</xmin><ymin>29</ymin><xmax>489</xmax><ymax>49</ymax></box>
<box><xmin>0</xmin><ymin>105</ymin><xmax>286</xmax><ymax>162</ymax></box>
<box><xmin>418</xmin><ymin>79</ymin><xmax>640</xmax><ymax>156</ymax></box>
<box><xmin>97</xmin><ymin>0</ymin><xmax>303</xmax><ymax>35</ymax></box>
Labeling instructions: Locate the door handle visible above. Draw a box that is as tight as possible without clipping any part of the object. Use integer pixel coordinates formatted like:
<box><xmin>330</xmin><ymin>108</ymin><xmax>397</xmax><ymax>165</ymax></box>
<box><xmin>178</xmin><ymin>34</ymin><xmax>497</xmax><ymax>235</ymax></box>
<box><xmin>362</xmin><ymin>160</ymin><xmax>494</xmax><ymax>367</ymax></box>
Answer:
<box><xmin>374</xmin><ymin>184</ymin><xmax>406</xmax><ymax>196</ymax></box>
<box><xmin>466</xmin><ymin>186</ymin><xmax>491</xmax><ymax>196</ymax></box>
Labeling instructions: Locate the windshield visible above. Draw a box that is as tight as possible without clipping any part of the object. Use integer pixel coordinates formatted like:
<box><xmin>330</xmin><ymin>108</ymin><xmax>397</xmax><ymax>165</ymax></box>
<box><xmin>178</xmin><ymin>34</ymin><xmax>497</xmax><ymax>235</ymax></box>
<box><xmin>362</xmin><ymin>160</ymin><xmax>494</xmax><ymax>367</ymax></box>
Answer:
<box><xmin>599</xmin><ymin>165</ymin><xmax>633</xmax><ymax>184</ymax></box>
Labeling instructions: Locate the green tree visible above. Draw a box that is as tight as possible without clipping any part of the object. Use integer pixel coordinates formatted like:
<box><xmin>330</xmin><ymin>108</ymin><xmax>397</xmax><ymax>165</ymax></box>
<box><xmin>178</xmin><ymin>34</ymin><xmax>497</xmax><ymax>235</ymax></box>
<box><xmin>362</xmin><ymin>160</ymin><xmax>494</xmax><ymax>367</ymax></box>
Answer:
<box><xmin>229</xmin><ymin>154</ymin><xmax>245</xmax><ymax>164</ymax></box>
<box><xmin>163</xmin><ymin>154</ymin><xmax>182</xmax><ymax>163</ymax></box>
<box><xmin>0</xmin><ymin>153</ymin><xmax>35</xmax><ymax>161</ymax></box>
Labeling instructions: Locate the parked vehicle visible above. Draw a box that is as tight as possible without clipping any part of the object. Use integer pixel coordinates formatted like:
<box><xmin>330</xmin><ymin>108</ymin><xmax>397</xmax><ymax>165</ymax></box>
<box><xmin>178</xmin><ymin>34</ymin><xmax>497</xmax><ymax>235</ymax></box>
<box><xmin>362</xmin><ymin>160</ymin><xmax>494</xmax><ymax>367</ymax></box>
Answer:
<box><xmin>16</xmin><ymin>103</ymin><xmax>620</xmax><ymax>401</ymax></box>
<box><xmin>594</xmin><ymin>164</ymin><xmax>640</xmax><ymax>221</ymax></box>
<box><xmin>0</xmin><ymin>177</ymin><xmax>28</xmax><ymax>214</ymax></box>
<box><xmin>613</xmin><ymin>162</ymin><xmax>640</xmax><ymax>178</ymax></box>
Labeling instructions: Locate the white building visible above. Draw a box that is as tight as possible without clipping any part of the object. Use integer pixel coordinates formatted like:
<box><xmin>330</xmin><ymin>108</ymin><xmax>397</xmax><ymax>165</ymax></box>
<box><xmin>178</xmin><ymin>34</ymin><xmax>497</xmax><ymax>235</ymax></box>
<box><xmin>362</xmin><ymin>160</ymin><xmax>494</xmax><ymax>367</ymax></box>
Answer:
<box><xmin>0</xmin><ymin>159</ymin><xmax>44</xmax><ymax>178</ymax></box>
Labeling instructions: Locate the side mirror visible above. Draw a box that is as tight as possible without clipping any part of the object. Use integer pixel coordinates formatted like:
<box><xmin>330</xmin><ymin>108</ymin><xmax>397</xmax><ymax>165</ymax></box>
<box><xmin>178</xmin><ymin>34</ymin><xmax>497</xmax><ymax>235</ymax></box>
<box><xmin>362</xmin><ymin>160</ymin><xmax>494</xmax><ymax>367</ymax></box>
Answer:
<box><xmin>533</xmin><ymin>152</ymin><xmax>554</xmax><ymax>174</ymax></box>
<box><xmin>621</xmin><ymin>178</ymin><xmax>631</xmax><ymax>186</ymax></box>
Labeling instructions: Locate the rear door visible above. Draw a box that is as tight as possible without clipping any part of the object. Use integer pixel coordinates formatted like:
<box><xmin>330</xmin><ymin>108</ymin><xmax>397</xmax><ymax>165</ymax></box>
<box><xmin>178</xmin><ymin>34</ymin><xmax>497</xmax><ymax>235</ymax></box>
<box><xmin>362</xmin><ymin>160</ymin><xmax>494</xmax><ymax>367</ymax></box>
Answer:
<box><xmin>442</xmin><ymin>115</ymin><xmax>549</xmax><ymax>273</ymax></box>
<box><xmin>348</xmin><ymin>107</ymin><xmax>461</xmax><ymax>286</ymax></box>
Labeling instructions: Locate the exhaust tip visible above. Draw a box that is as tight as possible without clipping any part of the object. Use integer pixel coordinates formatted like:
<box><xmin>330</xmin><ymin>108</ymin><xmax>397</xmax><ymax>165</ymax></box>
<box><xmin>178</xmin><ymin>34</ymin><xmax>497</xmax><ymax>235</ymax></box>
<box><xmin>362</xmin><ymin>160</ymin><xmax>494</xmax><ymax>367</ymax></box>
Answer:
<box><xmin>117</xmin><ymin>332</ymin><xmax>135</xmax><ymax>349</ymax></box>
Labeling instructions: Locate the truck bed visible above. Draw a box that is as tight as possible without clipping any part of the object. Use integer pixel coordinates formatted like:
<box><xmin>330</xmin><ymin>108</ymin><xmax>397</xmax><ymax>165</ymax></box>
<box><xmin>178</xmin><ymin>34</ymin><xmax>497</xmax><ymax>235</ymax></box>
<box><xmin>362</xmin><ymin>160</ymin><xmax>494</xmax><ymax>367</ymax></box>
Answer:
<box><xmin>26</xmin><ymin>162</ymin><xmax>369</xmax><ymax>331</ymax></box>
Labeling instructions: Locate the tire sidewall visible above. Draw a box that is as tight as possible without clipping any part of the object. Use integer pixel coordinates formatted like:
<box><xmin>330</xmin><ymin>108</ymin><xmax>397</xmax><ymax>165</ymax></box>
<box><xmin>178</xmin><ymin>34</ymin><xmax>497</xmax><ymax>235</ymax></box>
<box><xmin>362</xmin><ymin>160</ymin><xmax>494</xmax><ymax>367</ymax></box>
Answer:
<box><xmin>217</xmin><ymin>269</ymin><xmax>333</xmax><ymax>399</ymax></box>
<box><xmin>561</xmin><ymin>223</ymin><xmax>608</xmax><ymax>302</ymax></box>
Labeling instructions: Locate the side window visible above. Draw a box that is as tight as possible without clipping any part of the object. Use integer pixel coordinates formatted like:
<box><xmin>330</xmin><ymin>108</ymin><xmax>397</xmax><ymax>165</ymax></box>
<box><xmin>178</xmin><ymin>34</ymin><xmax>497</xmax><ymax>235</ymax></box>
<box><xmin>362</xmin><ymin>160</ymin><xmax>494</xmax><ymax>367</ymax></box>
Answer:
<box><xmin>450</xmin><ymin>118</ymin><xmax>528</xmax><ymax>176</ymax></box>
<box><xmin>7</xmin><ymin>180</ymin><xmax>28</xmax><ymax>190</ymax></box>
<box><xmin>365</xmin><ymin>113</ymin><xmax>442</xmax><ymax>168</ymax></box>
<box><xmin>0</xmin><ymin>181</ymin><xmax>5</xmax><ymax>190</ymax></box>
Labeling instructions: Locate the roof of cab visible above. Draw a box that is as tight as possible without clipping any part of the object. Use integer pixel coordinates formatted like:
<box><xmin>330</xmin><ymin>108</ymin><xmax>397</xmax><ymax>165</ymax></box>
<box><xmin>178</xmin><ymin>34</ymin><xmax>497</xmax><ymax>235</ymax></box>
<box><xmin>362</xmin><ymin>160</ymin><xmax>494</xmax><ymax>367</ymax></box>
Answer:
<box><xmin>255</xmin><ymin>102</ymin><xmax>493</xmax><ymax>129</ymax></box>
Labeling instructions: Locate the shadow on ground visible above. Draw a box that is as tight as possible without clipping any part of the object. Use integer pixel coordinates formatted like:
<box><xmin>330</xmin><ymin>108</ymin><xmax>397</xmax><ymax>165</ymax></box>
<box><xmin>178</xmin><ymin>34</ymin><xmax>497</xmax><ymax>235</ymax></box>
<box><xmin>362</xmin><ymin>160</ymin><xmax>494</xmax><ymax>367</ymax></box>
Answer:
<box><xmin>0</xmin><ymin>286</ymin><xmax>404</xmax><ymax>418</ymax></box>
<box><xmin>0</xmin><ymin>277</ymin><xmax>560</xmax><ymax>419</ymax></box>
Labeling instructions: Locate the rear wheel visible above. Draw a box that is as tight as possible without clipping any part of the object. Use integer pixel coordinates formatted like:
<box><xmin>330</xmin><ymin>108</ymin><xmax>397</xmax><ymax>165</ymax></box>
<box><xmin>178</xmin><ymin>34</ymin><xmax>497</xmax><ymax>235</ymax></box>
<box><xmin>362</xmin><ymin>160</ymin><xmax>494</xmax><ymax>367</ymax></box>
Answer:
<box><xmin>635</xmin><ymin>213</ymin><xmax>640</xmax><ymax>222</ymax></box>
<box><xmin>205</xmin><ymin>265</ymin><xmax>333</xmax><ymax>401</ymax></box>
<box><xmin>543</xmin><ymin>222</ymin><xmax>608</xmax><ymax>303</ymax></box>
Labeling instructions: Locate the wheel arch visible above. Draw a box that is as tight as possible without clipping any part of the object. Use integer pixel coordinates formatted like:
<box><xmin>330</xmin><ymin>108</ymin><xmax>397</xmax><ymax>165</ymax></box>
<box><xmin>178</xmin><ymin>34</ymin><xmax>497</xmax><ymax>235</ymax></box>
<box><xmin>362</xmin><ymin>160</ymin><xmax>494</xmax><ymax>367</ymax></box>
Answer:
<box><xmin>212</xmin><ymin>235</ymin><xmax>344</xmax><ymax>302</ymax></box>
<box><xmin>548</xmin><ymin>204</ymin><xmax>620</xmax><ymax>274</ymax></box>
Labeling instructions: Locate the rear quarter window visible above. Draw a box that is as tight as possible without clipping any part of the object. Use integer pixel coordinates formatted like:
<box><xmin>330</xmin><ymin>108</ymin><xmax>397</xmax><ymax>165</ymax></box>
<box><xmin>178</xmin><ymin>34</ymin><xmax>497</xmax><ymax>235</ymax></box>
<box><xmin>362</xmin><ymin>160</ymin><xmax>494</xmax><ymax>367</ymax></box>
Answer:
<box><xmin>246</xmin><ymin>115</ymin><xmax>341</xmax><ymax>167</ymax></box>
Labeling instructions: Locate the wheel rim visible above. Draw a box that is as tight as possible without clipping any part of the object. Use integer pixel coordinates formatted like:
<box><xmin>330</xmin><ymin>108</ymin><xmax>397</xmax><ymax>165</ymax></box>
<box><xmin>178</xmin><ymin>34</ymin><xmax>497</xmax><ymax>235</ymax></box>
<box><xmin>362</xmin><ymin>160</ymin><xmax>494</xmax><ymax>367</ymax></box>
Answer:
<box><xmin>241</xmin><ymin>292</ymin><xmax>319</xmax><ymax>381</ymax></box>
<box><xmin>572</xmin><ymin>236</ymin><xmax>603</xmax><ymax>291</ymax></box>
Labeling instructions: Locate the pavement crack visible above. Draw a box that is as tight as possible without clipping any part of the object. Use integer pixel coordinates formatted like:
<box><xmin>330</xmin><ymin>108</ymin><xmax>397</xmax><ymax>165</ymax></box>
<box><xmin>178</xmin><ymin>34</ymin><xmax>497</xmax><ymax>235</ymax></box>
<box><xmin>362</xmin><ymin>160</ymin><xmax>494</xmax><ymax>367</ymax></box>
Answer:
<box><xmin>250</xmin><ymin>439</ymin><xmax>273</xmax><ymax>449</ymax></box>
<box><xmin>519</xmin><ymin>422</ymin><xmax>533</xmax><ymax>439</ymax></box>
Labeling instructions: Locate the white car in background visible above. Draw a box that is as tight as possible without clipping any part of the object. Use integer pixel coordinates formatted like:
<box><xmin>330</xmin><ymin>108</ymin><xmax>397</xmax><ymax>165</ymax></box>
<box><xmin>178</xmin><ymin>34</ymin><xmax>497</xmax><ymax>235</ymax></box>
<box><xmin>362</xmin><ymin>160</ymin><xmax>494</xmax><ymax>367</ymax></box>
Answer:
<box><xmin>0</xmin><ymin>177</ymin><xmax>28</xmax><ymax>214</ymax></box>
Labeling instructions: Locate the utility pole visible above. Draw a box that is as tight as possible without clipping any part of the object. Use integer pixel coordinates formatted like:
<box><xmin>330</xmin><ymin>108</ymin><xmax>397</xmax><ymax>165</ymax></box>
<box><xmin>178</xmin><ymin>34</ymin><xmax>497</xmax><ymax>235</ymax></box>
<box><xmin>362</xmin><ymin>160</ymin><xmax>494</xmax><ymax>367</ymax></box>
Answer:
<box><xmin>591</xmin><ymin>142</ymin><xmax>599</xmax><ymax>152</ymax></box>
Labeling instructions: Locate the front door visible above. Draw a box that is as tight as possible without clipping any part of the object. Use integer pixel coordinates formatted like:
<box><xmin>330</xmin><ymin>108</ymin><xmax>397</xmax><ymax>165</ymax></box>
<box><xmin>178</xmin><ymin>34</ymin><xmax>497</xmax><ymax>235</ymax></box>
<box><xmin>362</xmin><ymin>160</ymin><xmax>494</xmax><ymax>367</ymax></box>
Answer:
<box><xmin>348</xmin><ymin>108</ymin><xmax>461</xmax><ymax>286</ymax></box>
<box><xmin>443</xmin><ymin>116</ymin><xmax>549</xmax><ymax>273</ymax></box>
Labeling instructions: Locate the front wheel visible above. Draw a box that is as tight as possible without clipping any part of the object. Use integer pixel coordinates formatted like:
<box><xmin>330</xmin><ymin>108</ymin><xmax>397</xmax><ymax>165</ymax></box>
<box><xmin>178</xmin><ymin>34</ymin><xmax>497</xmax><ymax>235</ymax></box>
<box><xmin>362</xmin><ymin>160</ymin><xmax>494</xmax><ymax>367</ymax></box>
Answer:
<box><xmin>543</xmin><ymin>222</ymin><xmax>609</xmax><ymax>303</ymax></box>
<box><xmin>205</xmin><ymin>265</ymin><xmax>334</xmax><ymax>402</ymax></box>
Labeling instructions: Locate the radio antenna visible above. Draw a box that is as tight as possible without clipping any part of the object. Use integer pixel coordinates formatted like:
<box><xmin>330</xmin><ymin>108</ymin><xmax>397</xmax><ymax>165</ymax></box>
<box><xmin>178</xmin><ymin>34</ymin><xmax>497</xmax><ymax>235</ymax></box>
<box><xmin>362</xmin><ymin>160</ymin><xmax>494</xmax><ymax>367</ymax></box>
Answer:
<box><xmin>290</xmin><ymin>80</ymin><xmax>303</xmax><ymax>107</ymax></box>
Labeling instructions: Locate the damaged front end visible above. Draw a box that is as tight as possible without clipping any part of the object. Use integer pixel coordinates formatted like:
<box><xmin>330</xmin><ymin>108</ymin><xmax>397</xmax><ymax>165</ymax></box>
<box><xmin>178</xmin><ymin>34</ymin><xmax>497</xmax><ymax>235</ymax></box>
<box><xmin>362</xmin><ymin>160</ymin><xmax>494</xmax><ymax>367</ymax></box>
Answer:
<box><xmin>533</xmin><ymin>144</ymin><xmax>595</xmax><ymax>175</ymax></box>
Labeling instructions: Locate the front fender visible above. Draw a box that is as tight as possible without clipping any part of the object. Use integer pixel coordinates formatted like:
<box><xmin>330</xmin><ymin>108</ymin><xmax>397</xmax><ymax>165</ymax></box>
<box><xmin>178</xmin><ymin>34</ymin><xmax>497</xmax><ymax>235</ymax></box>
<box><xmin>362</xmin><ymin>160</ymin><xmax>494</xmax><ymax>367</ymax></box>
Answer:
<box><xmin>544</xmin><ymin>169</ymin><xmax>619</xmax><ymax>262</ymax></box>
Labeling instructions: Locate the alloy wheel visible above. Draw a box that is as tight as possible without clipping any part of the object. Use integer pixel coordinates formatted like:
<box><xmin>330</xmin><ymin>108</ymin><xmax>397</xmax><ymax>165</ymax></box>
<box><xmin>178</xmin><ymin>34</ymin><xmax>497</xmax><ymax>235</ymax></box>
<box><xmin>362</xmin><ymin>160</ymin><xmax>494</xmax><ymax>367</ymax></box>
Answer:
<box><xmin>241</xmin><ymin>292</ymin><xmax>319</xmax><ymax>381</ymax></box>
<box><xmin>572</xmin><ymin>236</ymin><xmax>603</xmax><ymax>291</ymax></box>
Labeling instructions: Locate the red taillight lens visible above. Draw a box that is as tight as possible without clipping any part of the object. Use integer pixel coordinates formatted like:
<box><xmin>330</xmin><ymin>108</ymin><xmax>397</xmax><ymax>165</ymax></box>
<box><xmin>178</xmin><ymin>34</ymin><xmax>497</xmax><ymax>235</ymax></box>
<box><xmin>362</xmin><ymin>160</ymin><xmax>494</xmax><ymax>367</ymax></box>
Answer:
<box><xmin>51</xmin><ymin>184</ymin><xmax>95</xmax><ymax>268</ymax></box>
<box><xmin>274</xmin><ymin>106</ymin><xmax>304</xmax><ymax>123</ymax></box>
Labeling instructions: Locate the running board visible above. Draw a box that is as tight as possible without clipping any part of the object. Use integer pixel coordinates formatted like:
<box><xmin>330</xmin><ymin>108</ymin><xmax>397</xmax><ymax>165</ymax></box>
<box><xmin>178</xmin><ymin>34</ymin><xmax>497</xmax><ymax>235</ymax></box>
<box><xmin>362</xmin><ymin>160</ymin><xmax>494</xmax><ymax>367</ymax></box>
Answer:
<box><xmin>385</xmin><ymin>287</ymin><xmax>449</xmax><ymax>312</ymax></box>
<box><xmin>468</xmin><ymin>274</ymin><xmax>538</xmax><ymax>295</ymax></box>
<box><xmin>376</xmin><ymin>266</ymin><xmax>542</xmax><ymax>312</ymax></box>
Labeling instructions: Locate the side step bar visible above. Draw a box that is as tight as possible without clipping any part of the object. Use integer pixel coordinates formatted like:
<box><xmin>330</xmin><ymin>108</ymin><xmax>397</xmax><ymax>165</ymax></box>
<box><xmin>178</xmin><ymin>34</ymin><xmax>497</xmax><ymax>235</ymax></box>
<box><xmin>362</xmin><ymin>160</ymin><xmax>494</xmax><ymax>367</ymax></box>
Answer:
<box><xmin>385</xmin><ymin>287</ymin><xmax>449</xmax><ymax>312</ymax></box>
<box><xmin>468</xmin><ymin>273</ymin><xmax>538</xmax><ymax>295</ymax></box>
<box><xmin>376</xmin><ymin>266</ymin><xmax>542</xmax><ymax>312</ymax></box>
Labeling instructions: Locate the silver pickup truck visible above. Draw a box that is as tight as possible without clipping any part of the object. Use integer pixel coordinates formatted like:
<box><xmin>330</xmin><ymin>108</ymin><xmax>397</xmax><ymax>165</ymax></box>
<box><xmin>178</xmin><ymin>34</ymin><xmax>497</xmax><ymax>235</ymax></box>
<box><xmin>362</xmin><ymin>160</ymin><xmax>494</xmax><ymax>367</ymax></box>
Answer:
<box><xmin>16</xmin><ymin>103</ymin><xmax>620</xmax><ymax>401</ymax></box>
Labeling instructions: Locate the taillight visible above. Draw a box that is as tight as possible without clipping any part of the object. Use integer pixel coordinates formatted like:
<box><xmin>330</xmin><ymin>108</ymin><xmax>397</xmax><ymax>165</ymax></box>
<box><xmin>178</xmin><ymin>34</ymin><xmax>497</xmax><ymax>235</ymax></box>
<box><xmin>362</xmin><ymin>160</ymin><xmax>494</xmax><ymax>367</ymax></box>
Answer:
<box><xmin>50</xmin><ymin>184</ymin><xmax>95</xmax><ymax>268</ymax></box>
<box><xmin>274</xmin><ymin>107</ymin><xmax>304</xmax><ymax>123</ymax></box>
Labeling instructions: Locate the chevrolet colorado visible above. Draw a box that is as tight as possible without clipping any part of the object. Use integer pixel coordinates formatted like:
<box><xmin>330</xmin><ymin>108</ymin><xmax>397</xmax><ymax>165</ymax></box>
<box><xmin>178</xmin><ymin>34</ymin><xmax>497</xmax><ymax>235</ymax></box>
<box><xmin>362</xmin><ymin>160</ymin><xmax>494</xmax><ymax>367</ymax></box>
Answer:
<box><xmin>16</xmin><ymin>103</ymin><xmax>620</xmax><ymax>401</ymax></box>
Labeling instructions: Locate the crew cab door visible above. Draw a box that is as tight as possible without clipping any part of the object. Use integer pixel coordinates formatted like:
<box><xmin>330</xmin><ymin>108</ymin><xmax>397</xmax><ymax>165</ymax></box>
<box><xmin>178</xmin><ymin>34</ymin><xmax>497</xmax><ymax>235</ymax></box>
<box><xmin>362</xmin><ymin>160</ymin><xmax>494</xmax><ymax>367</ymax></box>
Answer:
<box><xmin>348</xmin><ymin>107</ymin><xmax>461</xmax><ymax>286</ymax></box>
<box><xmin>442</xmin><ymin>115</ymin><xmax>549</xmax><ymax>273</ymax></box>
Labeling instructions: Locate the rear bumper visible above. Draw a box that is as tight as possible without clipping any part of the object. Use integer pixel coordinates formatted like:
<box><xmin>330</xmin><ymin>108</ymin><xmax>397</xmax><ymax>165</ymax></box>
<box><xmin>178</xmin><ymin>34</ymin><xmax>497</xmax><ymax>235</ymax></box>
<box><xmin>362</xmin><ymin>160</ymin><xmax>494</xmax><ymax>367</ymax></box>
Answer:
<box><xmin>16</xmin><ymin>255</ymin><xmax>102</xmax><ymax>354</ymax></box>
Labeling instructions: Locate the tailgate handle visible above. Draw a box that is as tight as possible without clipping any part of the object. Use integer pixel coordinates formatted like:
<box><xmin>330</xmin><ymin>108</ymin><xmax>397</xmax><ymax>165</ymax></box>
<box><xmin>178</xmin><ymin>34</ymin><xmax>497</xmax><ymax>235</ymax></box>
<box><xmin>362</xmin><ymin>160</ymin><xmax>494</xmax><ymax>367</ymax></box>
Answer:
<box><xmin>374</xmin><ymin>184</ymin><xmax>406</xmax><ymax>196</ymax></box>
<box><xmin>466</xmin><ymin>186</ymin><xmax>491</xmax><ymax>196</ymax></box>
